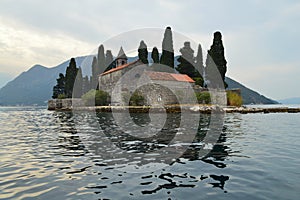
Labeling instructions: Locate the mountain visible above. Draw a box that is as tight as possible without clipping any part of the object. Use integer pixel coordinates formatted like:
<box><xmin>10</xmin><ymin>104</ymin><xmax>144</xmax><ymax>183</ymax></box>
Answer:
<box><xmin>0</xmin><ymin>56</ymin><xmax>277</xmax><ymax>105</ymax></box>
<box><xmin>0</xmin><ymin>56</ymin><xmax>92</xmax><ymax>106</ymax></box>
<box><xmin>226</xmin><ymin>77</ymin><xmax>278</xmax><ymax>105</ymax></box>
<box><xmin>278</xmin><ymin>97</ymin><xmax>300</xmax><ymax>104</ymax></box>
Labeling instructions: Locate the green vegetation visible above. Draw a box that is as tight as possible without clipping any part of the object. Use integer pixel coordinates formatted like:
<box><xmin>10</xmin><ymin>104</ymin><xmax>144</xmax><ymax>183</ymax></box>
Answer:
<box><xmin>129</xmin><ymin>91</ymin><xmax>145</xmax><ymax>106</ymax></box>
<box><xmin>52</xmin><ymin>73</ymin><xmax>65</xmax><ymax>99</ymax></box>
<box><xmin>138</xmin><ymin>40</ymin><xmax>149</xmax><ymax>64</ymax></box>
<box><xmin>195</xmin><ymin>44</ymin><xmax>204</xmax><ymax>78</ymax></box>
<box><xmin>227</xmin><ymin>91</ymin><xmax>243</xmax><ymax>107</ymax></box>
<box><xmin>176</xmin><ymin>42</ymin><xmax>204</xmax><ymax>85</ymax></box>
<box><xmin>151</xmin><ymin>47</ymin><xmax>159</xmax><ymax>63</ymax></box>
<box><xmin>105</xmin><ymin>50</ymin><xmax>115</xmax><ymax>71</ymax></box>
<box><xmin>205</xmin><ymin>31</ymin><xmax>227</xmax><ymax>88</ymax></box>
<box><xmin>81</xmin><ymin>89</ymin><xmax>110</xmax><ymax>106</ymax></box>
<box><xmin>123</xmin><ymin>91</ymin><xmax>145</xmax><ymax>106</ymax></box>
<box><xmin>196</xmin><ymin>92</ymin><xmax>211</xmax><ymax>104</ymax></box>
<box><xmin>57</xmin><ymin>93</ymin><xmax>66</xmax><ymax>99</ymax></box>
<box><xmin>193</xmin><ymin>77</ymin><xmax>204</xmax><ymax>87</ymax></box>
<box><xmin>160</xmin><ymin>27</ymin><xmax>174</xmax><ymax>68</ymax></box>
<box><xmin>64</xmin><ymin>58</ymin><xmax>78</xmax><ymax>98</ymax></box>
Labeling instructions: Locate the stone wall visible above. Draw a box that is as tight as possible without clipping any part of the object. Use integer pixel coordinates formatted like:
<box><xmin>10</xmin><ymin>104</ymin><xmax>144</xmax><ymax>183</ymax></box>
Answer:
<box><xmin>48</xmin><ymin>98</ymin><xmax>84</xmax><ymax>110</ymax></box>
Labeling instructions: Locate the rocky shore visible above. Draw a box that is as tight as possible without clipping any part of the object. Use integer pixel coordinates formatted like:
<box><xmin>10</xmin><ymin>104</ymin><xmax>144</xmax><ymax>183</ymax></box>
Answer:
<box><xmin>48</xmin><ymin>99</ymin><xmax>300</xmax><ymax>114</ymax></box>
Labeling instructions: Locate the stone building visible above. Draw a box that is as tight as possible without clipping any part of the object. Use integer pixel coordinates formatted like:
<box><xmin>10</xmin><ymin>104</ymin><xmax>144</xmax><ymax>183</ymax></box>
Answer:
<box><xmin>98</xmin><ymin>47</ymin><xmax>197</xmax><ymax>106</ymax></box>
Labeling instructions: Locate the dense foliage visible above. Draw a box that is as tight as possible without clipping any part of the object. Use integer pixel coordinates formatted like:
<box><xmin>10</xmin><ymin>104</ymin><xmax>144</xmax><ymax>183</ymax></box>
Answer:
<box><xmin>52</xmin><ymin>73</ymin><xmax>65</xmax><ymax>99</ymax></box>
<box><xmin>138</xmin><ymin>40</ymin><xmax>149</xmax><ymax>64</ymax></box>
<box><xmin>196</xmin><ymin>92</ymin><xmax>211</xmax><ymax>104</ymax></box>
<box><xmin>227</xmin><ymin>91</ymin><xmax>243</xmax><ymax>107</ymax></box>
<box><xmin>160</xmin><ymin>27</ymin><xmax>174</xmax><ymax>69</ymax></box>
<box><xmin>205</xmin><ymin>31</ymin><xmax>227</xmax><ymax>88</ymax></box>
<box><xmin>64</xmin><ymin>58</ymin><xmax>78</xmax><ymax>98</ymax></box>
<box><xmin>81</xmin><ymin>89</ymin><xmax>110</xmax><ymax>106</ymax></box>
<box><xmin>151</xmin><ymin>47</ymin><xmax>159</xmax><ymax>64</ymax></box>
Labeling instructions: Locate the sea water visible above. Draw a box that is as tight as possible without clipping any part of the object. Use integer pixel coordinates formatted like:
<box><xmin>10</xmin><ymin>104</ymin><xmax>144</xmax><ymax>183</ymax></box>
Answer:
<box><xmin>0</xmin><ymin>106</ymin><xmax>299</xmax><ymax>200</ymax></box>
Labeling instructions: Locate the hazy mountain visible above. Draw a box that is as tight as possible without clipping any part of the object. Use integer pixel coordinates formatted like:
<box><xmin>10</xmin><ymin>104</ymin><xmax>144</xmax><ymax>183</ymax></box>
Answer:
<box><xmin>278</xmin><ymin>97</ymin><xmax>300</xmax><ymax>104</ymax></box>
<box><xmin>0</xmin><ymin>56</ymin><xmax>277</xmax><ymax>105</ymax></box>
<box><xmin>225</xmin><ymin>77</ymin><xmax>278</xmax><ymax>105</ymax></box>
<box><xmin>0</xmin><ymin>56</ymin><xmax>92</xmax><ymax>106</ymax></box>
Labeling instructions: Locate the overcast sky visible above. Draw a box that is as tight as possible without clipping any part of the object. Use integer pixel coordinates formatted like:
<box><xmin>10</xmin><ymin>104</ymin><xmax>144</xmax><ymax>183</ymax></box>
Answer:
<box><xmin>0</xmin><ymin>0</ymin><xmax>299</xmax><ymax>100</ymax></box>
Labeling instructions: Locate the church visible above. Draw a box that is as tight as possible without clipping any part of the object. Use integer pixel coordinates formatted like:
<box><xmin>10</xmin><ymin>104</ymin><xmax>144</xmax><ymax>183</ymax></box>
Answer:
<box><xmin>98</xmin><ymin>47</ymin><xmax>198</xmax><ymax>106</ymax></box>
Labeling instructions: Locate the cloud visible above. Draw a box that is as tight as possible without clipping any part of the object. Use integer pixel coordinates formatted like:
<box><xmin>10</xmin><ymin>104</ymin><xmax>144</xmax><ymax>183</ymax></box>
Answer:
<box><xmin>0</xmin><ymin>0</ymin><xmax>299</xmax><ymax>99</ymax></box>
<box><xmin>0</xmin><ymin>17</ymin><xmax>94</xmax><ymax>75</ymax></box>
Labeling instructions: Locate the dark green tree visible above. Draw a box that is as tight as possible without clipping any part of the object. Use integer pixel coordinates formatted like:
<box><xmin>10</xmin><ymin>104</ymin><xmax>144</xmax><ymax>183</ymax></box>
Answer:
<box><xmin>151</xmin><ymin>47</ymin><xmax>159</xmax><ymax>64</ymax></box>
<box><xmin>73</xmin><ymin>67</ymin><xmax>83</xmax><ymax>98</ymax></box>
<box><xmin>105</xmin><ymin>50</ymin><xmax>115</xmax><ymax>71</ymax></box>
<box><xmin>205</xmin><ymin>31</ymin><xmax>227</xmax><ymax>88</ymax></box>
<box><xmin>52</xmin><ymin>73</ymin><xmax>65</xmax><ymax>99</ymax></box>
<box><xmin>91</xmin><ymin>56</ymin><xmax>98</xmax><ymax>89</ymax></box>
<box><xmin>176</xmin><ymin>41</ymin><xmax>196</xmax><ymax>78</ymax></box>
<box><xmin>160</xmin><ymin>27</ymin><xmax>174</xmax><ymax>69</ymax></box>
<box><xmin>138</xmin><ymin>40</ymin><xmax>149</xmax><ymax>64</ymax></box>
<box><xmin>82</xmin><ymin>75</ymin><xmax>90</xmax><ymax>95</ymax></box>
<box><xmin>97</xmin><ymin>44</ymin><xmax>106</xmax><ymax>73</ymax></box>
<box><xmin>195</xmin><ymin>43</ymin><xmax>204</xmax><ymax>77</ymax></box>
<box><xmin>64</xmin><ymin>58</ymin><xmax>78</xmax><ymax>98</ymax></box>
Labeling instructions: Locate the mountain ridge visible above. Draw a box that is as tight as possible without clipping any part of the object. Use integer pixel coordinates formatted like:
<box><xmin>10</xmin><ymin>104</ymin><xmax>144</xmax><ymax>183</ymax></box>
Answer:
<box><xmin>0</xmin><ymin>56</ymin><xmax>278</xmax><ymax>105</ymax></box>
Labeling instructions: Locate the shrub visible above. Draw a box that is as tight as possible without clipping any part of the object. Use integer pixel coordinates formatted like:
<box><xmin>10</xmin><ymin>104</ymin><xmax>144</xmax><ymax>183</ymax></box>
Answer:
<box><xmin>82</xmin><ymin>89</ymin><xmax>110</xmax><ymax>106</ymax></box>
<box><xmin>193</xmin><ymin>77</ymin><xmax>204</xmax><ymax>87</ymax></box>
<box><xmin>57</xmin><ymin>93</ymin><xmax>66</xmax><ymax>99</ymax></box>
<box><xmin>196</xmin><ymin>92</ymin><xmax>211</xmax><ymax>104</ymax></box>
<box><xmin>227</xmin><ymin>91</ymin><xmax>243</xmax><ymax>107</ymax></box>
<box><xmin>129</xmin><ymin>91</ymin><xmax>145</xmax><ymax>106</ymax></box>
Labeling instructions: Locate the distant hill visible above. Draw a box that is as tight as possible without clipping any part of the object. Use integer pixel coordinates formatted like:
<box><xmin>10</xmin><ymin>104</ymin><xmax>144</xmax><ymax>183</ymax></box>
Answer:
<box><xmin>278</xmin><ymin>97</ymin><xmax>300</xmax><ymax>104</ymax></box>
<box><xmin>0</xmin><ymin>56</ymin><xmax>277</xmax><ymax>105</ymax></box>
<box><xmin>226</xmin><ymin>77</ymin><xmax>278</xmax><ymax>105</ymax></box>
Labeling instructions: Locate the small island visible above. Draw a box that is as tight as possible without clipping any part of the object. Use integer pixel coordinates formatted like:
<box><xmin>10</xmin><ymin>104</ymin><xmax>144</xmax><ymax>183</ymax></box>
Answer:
<box><xmin>48</xmin><ymin>27</ymin><xmax>300</xmax><ymax>114</ymax></box>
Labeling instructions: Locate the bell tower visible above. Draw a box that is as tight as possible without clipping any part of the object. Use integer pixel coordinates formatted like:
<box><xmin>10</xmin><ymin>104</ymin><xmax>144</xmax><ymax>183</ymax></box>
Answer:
<box><xmin>116</xmin><ymin>47</ymin><xmax>128</xmax><ymax>67</ymax></box>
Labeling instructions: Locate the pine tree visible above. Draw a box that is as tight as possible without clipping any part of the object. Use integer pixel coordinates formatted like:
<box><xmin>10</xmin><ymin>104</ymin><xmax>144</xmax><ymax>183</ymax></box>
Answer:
<box><xmin>160</xmin><ymin>27</ymin><xmax>174</xmax><ymax>69</ymax></box>
<box><xmin>52</xmin><ymin>73</ymin><xmax>65</xmax><ymax>99</ymax></box>
<box><xmin>176</xmin><ymin>41</ymin><xmax>196</xmax><ymax>78</ymax></box>
<box><xmin>151</xmin><ymin>47</ymin><xmax>159</xmax><ymax>64</ymax></box>
<box><xmin>64</xmin><ymin>58</ymin><xmax>78</xmax><ymax>98</ymax></box>
<box><xmin>105</xmin><ymin>50</ymin><xmax>115</xmax><ymax>71</ymax></box>
<box><xmin>205</xmin><ymin>31</ymin><xmax>227</xmax><ymax>88</ymax></box>
<box><xmin>138</xmin><ymin>40</ymin><xmax>149</xmax><ymax>64</ymax></box>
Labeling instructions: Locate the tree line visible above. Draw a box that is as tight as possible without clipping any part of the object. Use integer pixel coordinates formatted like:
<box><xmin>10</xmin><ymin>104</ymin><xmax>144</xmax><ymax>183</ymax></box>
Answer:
<box><xmin>52</xmin><ymin>27</ymin><xmax>228</xmax><ymax>99</ymax></box>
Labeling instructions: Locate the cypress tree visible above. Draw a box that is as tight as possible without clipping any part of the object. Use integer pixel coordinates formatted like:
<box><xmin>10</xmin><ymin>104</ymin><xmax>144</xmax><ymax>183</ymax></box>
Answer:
<box><xmin>97</xmin><ymin>44</ymin><xmax>105</xmax><ymax>73</ymax></box>
<box><xmin>138</xmin><ymin>40</ymin><xmax>149</xmax><ymax>64</ymax></box>
<box><xmin>160</xmin><ymin>27</ymin><xmax>174</xmax><ymax>69</ymax></box>
<box><xmin>52</xmin><ymin>73</ymin><xmax>65</xmax><ymax>99</ymax></box>
<box><xmin>151</xmin><ymin>47</ymin><xmax>159</xmax><ymax>64</ymax></box>
<box><xmin>105</xmin><ymin>50</ymin><xmax>115</xmax><ymax>71</ymax></box>
<box><xmin>73</xmin><ymin>67</ymin><xmax>83</xmax><ymax>98</ymax></box>
<box><xmin>206</xmin><ymin>31</ymin><xmax>227</xmax><ymax>88</ymax></box>
<box><xmin>64</xmin><ymin>58</ymin><xmax>78</xmax><ymax>98</ymax></box>
<box><xmin>176</xmin><ymin>41</ymin><xmax>196</xmax><ymax>78</ymax></box>
<box><xmin>91</xmin><ymin>56</ymin><xmax>98</xmax><ymax>89</ymax></box>
<box><xmin>195</xmin><ymin>43</ymin><xmax>204</xmax><ymax>77</ymax></box>
<box><xmin>82</xmin><ymin>75</ymin><xmax>90</xmax><ymax>95</ymax></box>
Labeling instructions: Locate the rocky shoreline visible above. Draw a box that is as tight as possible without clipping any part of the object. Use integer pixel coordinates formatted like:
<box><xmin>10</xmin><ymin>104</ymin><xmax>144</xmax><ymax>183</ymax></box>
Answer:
<box><xmin>48</xmin><ymin>104</ymin><xmax>300</xmax><ymax>114</ymax></box>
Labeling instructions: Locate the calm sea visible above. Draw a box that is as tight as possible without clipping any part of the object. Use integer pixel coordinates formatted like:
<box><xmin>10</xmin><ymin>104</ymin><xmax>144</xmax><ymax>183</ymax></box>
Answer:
<box><xmin>0</xmin><ymin>106</ymin><xmax>299</xmax><ymax>200</ymax></box>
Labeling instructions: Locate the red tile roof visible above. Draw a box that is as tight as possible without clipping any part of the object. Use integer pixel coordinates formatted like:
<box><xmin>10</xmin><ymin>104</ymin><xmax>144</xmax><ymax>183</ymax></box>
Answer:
<box><xmin>171</xmin><ymin>73</ymin><xmax>195</xmax><ymax>83</ymax></box>
<box><xmin>100</xmin><ymin>60</ymin><xmax>139</xmax><ymax>76</ymax></box>
<box><xmin>145</xmin><ymin>71</ymin><xmax>195</xmax><ymax>83</ymax></box>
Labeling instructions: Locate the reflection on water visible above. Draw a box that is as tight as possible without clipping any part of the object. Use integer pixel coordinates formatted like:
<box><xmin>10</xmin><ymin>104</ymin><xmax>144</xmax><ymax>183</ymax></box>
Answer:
<box><xmin>1</xmin><ymin>107</ymin><xmax>299</xmax><ymax>199</ymax></box>
<box><xmin>51</xmin><ymin>111</ymin><xmax>232</xmax><ymax>195</ymax></box>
